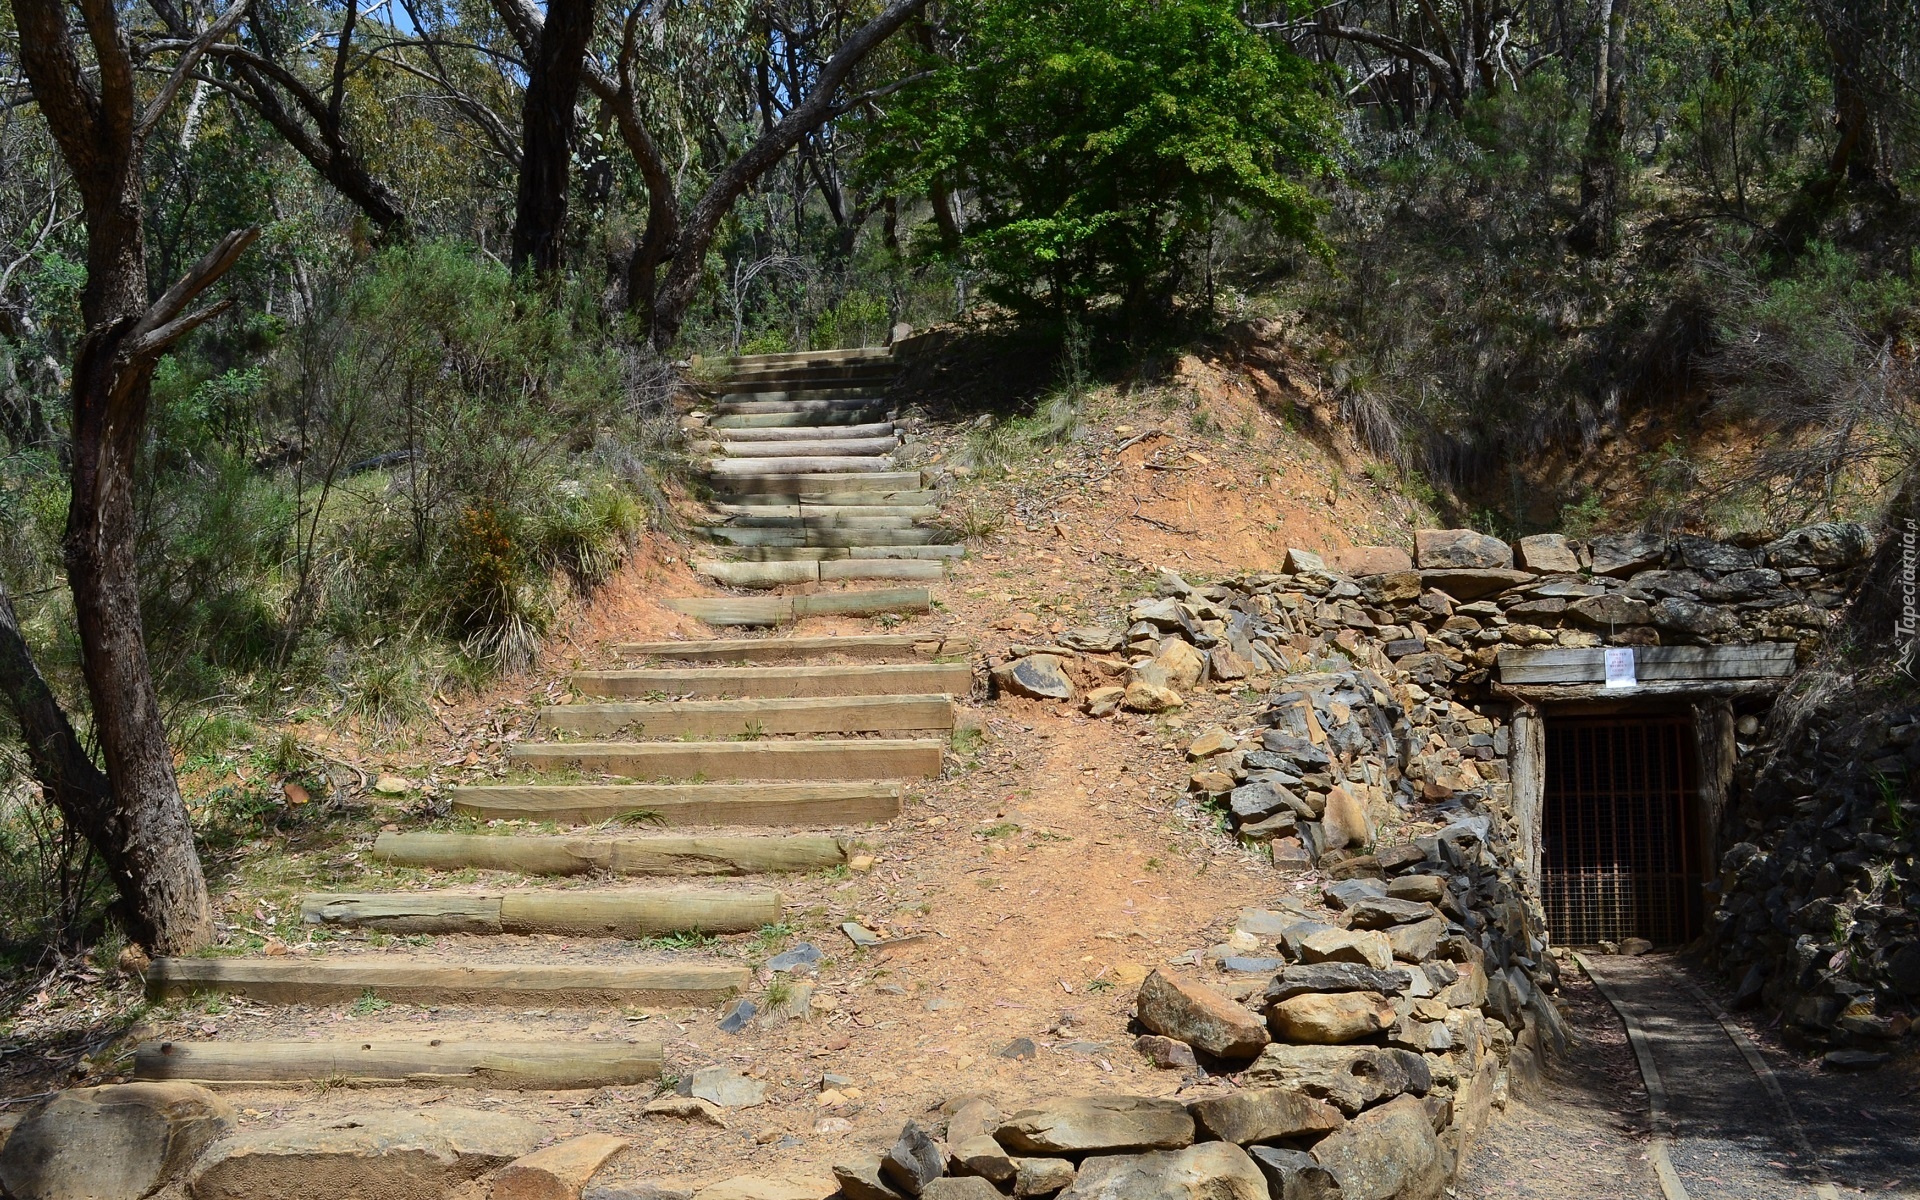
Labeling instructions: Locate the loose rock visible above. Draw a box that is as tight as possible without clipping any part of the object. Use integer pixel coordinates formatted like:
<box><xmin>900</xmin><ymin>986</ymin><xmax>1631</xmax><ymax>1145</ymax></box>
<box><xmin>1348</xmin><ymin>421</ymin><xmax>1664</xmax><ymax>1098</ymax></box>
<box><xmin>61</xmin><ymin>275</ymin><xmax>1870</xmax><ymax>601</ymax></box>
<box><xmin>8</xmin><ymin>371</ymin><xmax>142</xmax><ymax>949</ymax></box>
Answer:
<box><xmin>1309</xmin><ymin>1094</ymin><xmax>1444</xmax><ymax>1200</ymax></box>
<box><xmin>1056</xmin><ymin>1142</ymin><xmax>1267</xmax><ymax>1200</ymax></box>
<box><xmin>187</xmin><ymin>1107</ymin><xmax>542</xmax><ymax>1200</ymax></box>
<box><xmin>1135</xmin><ymin>970</ymin><xmax>1270</xmax><ymax>1059</ymax></box>
<box><xmin>1186</xmin><ymin>1088</ymin><xmax>1344</xmax><ymax>1145</ymax></box>
<box><xmin>0</xmin><ymin>1082</ymin><xmax>233</xmax><ymax>1200</ymax></box>
<box><xmin>996</xmin><ymin>1096</ymin><xmax>1195</xmax><ymax>1155</ymax></box>
<box><xmin>1268</xmin><ymin>992</ymin><xmax>1395</xmax><ymax>1044</ymax></box>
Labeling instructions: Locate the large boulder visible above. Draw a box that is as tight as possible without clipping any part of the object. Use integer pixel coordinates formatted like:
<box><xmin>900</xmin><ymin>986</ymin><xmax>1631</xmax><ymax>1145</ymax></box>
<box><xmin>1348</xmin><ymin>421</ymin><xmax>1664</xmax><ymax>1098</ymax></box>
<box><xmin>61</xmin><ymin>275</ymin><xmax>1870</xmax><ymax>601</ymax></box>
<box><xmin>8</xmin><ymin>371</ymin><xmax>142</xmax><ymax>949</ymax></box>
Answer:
<box><xmin>1268</xmin><ymin>992</ymin><xmax>1395</xmax><ymax>1044</ymax></box>
<box><xmin>1186</xmin><ymin>1088</ymin><xmax>1344</xmax><ymax>1145</ymax></box>
<box><xmin>1417</xmin><ymin>569</ymin><xmax>1533</xmax><ymax>602</ymax></box>
<box><xmin>992</xmin><ymin>655</ymin><xmax>1074</xmax><ymax>701</ymax></box>
<box><xmin>1154</xmin><ymin>640</ymin><xmax>1208</xmax><ymax>690</ymax></box>
<box><xmin>1515</xmin><ymin>534</ymin><xmax>1579</xmax><ymax>574</ymax></box>
<box><xmin>1309</xmin><ymin>1095</ymin><xmax>1444</xmax><ymax>1200</ymax></box>
<box><xmin>1265</xmin><ymin>964</ymin><xmax>1412</xmax><ymax>1002</ymax></box>
<box><xmin>1243</xmin><ymin>1045</ymin><xmax>1428</xmax><ymax>1115</ymax></box>
<box><xmin>1588</xmin><ymin>532</ymin><xmax>1666</xmax><ymax>577</ymax></box>
<box><xmin>1565</xmin><ymin>594</ymin><xmax>1653</xmax><ymax>628</ymax></box>
<box><xmin>1319</xmin><ymin>787</ymin><xmax>1372</xmax><ymax>851</ymax></box>
<box><xmin>883</xmin><ymin>1122</ymin><xmax>946</xmax><ymax>1195</ymax></box>
<box><xmin>1327</xmin><ymin>546</ymin><xmax>1413</xmax><ymax>576</ymax></box>
<box><xmin>188</xmin><ymin>1107</ymin><xmax>543</xmax><ymax>1200</ymax></box>
<box><xmin>1414</xmin><ymin>530</ymin><xmax>1512</xmax><ymax>570</ymax></box>
<box><xmin>0</xmin><ymin>1082</ymin><xmax>234</xmax><ymax>1200</ymax></box>
<box><xmin>1343</xmin><ymin>898</ymin><xmax>1438</xmax><ymax>929</ymax></box>
<box><xmin>1056</xmin><ymin>1143</ymin><xmax>1267</xmax><ymax>1200</ymax></box>
<box><xmin>493</xmin><ymin>1135</ymin><xmax>629</xmax><ymax>1200</ymax></box>
<box><xmin>1298</xmin><ymin>929</ymin><xmax>1394</xmax><ymax>971</ymax></box>
<box><xmin>1135</xmin><ymin>970</ymin><xmax>1270</xmax><ymax>1059</ymax></box>
<box><xmin>1763</xmin><ymin>521</ymin><xmax>1871</xmax><ymax>568</ymax></box>
<box><xmin>996</xmin><ymin>1096</ymin><xmax>1194</xmax><ymax>1155</ymax></box>
<box><xmin>1248</xmin><ymin>1147</ymin><xmax>1342</xmax><ymax>1200</ymax></box>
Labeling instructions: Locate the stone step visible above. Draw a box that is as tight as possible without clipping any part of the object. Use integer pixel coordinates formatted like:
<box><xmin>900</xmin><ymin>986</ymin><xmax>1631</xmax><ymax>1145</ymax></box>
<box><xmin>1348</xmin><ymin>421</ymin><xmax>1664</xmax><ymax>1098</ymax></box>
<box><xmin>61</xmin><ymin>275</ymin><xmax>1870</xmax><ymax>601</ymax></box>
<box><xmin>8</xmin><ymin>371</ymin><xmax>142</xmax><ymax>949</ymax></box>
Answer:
<box><xmin>371</xmin><ymin>830</ymin><xmax>848</xmax><ymax>875</ymax></box>
<box><xmin>135</xmin><ymin>1039</ymin><xmax>663</xmax><ymax>1088</ymax></box>
<box><xmin>696</xmin><ymin>559</ymin><xmax>945</xmax><ymax>588</ymax></box>
<box><xmin>450</xmin><ymin>781</ymin><xmax>902</xmax><ymax>824</ymax></box>
<box><xmin>698</xmin><ymin>526</ymin><xmax>941</xmax><ymax>546</ymax></box>
<box><xmin>540</xmin><ymin>693</ymin><xmax>953</xmax><ymax>737</ymax></box>
<box><xmin>612</xmin><ymin>633</ymin><xmax>968</xmax><ymax>664</ymax></box>
<box><xmin>145</xmin><ymin>957</ymin><xmax>750</xmax><ymax>1006</ymax></box>
<box><xmin>716</xmin><ymin>420</ymin><xmax>897</xmax><ymax>441</ymax></box>
<box><xmin>716</xmin><ymin>436</ymin><xmax>899</xmax><ymax>457</ymax></box>
<box><xmin>724</xmin><ymin>544</ymin><xmax>962</xmax><ymax>561</ymax></box>
<box><xmin>713</xmin><ymin>503</ymin><xmax>939</xmax><ymax>521</ymax></box>
<box><xmin>706</xmin><ymin>455</ymin><xmax>898</xmax><ymax>476</ymax></box>
<box><xmin>508</xmin><ymin>738</ymin><xmax>945</xmax><ymax>781</ymax></box>
<box><xmin>571</xmin><ymin>661</ymin><xmax>970</xmax><ymax>699</ymax></box>
<box><xmin>708</xmin><ymin>470</ymin><xmax>923</xmax><ymax>494</ymax></box>
<box><xmin>663</xmin><ymin>586</ymin><xmax>932</xmax><ymax>625</ymax></box>
<box><xmin>298</xmin><ymin>887</ymin><xmax>784</xmax><ymax>937</ymax></box>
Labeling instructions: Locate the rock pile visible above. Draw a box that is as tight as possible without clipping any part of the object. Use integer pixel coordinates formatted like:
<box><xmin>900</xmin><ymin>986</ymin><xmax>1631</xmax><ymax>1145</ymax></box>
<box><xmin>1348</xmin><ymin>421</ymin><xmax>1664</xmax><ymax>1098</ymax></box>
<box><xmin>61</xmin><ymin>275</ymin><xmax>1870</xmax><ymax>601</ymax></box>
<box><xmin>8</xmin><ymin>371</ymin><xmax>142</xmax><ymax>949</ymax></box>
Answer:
<box><xmin>1704</xmin><ymin>688</ymin><xmax>1920</xmax><ymax>1056</ymax></box>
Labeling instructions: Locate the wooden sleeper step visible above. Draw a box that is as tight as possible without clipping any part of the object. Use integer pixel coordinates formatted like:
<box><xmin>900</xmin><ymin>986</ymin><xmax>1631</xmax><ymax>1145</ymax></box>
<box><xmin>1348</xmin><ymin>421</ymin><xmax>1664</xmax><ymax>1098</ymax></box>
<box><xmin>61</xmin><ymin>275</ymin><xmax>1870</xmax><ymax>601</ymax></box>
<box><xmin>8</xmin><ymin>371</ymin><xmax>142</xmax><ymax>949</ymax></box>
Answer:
<box><xmin>717</xmin><ymin>437</ymin><xmax>899</xmax><ymax>457</ymax></box>
<box><xmin>725</xmin><ymin>545</ymin><xmax>961</xmax><ymax>561</ymax></box>
<box><xmin>708</xmin><ymin>471</ymin><xmax>924</xmax><ymax>494</ymax></box>
<box><xmin>695</xmin><ymin>559</ymin><xmax>944</xmax><ymax>588</ymax></box>
<box><xmin>717</xmin><ymin>421</ymin><xmax>897</xmax><ymax>441</ymax></box>
<box><xmin>372</xmin><ymin>830</ymin><xmax>847</xmax><ymax>875</ymax></box>
<box><xmin>135</xmin><ymin>1039</ymin><xmax>663</xmax><ymax>1088</ymax></box>
<box><xmin>611</xmin><ymin>634</ymin><xmax>970</xmax><ymax>664</ymax></box>
<box><xmin>540</xmin><ymin>693</ymin><xmax>953</xmax><ymax>737</ymax></box>
<box><xmin>299</xmin><ymin>888</ymin><xmax>784</xmax><ymax>936</ymax></box>
<box><xmin>144</xmin><ymin>957</ymin><xmax>750</xmax><ymax>1005</ymax></box>
<box><xmin>718</xmin><ymin>490</ymin><xmax>938</xmax><ymax>507</ymax></box>
<box><xmin>706</xmin><ymin>456</ymin><xmax>898</xmax><ymax>476</ymax></box>
<box><xmin>571</xmin><ymin>661</ymin><xmax>970</xmax><ymax>699</ymax></box>
<box><xmin>663</xmin><ymin>586</ymin><xmax>932</xmax><ymax>625</ymax></box>
<box><xmin>449</xmin><ymin>781</ymin><xmax>902</xmax><ymax>825</ymax></box>
<box><xmin>509</xmin><ymin>738</ymin><xmax>945</xmax><ymax>781</ymax></box>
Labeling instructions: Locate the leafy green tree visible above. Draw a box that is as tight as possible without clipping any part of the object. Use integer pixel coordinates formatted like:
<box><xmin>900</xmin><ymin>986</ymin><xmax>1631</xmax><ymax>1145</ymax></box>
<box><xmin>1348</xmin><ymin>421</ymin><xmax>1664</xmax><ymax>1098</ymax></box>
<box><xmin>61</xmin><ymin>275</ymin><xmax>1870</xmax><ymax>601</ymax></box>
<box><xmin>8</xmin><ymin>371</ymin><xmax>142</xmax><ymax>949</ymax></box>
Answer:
<box><xmin>867</xmin><ymin>0</ymin><xmax>1338</xmax><ymax>326</ymax></box>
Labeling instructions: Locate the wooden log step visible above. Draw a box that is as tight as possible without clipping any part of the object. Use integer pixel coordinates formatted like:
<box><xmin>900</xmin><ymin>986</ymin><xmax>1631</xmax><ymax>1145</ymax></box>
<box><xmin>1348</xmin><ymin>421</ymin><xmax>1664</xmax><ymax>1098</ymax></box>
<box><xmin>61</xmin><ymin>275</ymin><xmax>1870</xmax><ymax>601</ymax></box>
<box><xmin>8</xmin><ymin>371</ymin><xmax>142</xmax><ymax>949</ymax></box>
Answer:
<box><xmin>718</xmin><ymin>514</ymin><xmax>917</xmax><ymax>529</ymax></box>
<box><xmin>719</xmin><ymin>421</ymin><xmax>897</xmax><ymax>441</ymax></box>
<box><xmin>698</xmin><ymin>526</ymin><xmax>941</xmax><ymax>547</ymax></box>
<box><xmin>717</xmin><ymin>371</ymin><xmax>894</xmax><ymax>392</ymax></box>
<box><xmin>729</xmin><ymin>544</ymin><xmax>960</xmax><ymax>561</ymax></box>
<box><xmin>711</xmin><ymin>409</ymin><xmax>888</xmax><ymax>429</ymax></box>
<box><xmin>611</xmin><ymin>634</ymin><xmax>970</xmax><ymax>663</ymax></box>
<box><xmin>718</xmin><ymin>436</ymin><xmax>898</xmax><ymax>456</ymax></box>
<box><xmin>145</xmin><ymin>957</ymin><xmax>749</xmax><ymax>1006</ymax></box>
<box><xmin>298</xmin><ymin>888</ymin><xmax>784</xmax><ymax>936</ymax></box>
<box><xmin>695</xmin><ymin>559</ymin><xmax>944</xmax><ymax>588</ymax></box>
<box><xmin>540</xmin><ymin>693</ymin><xmax>953</xmax><ymax>737</ymax></box>
<box><xmin>508</xmin><ymin>738</ymin><xmax>945</xmax><ymax>781</ymax></box>
<box><xmin>450</xmin><ymin>781</ymin><xmax>902</xmax><ymax>825</ymax></box>
<box><xmin>724</xmin><ymin>346</ymin><xmax>892</xmax><ymax>367</ymax></box>
<box><xmin>719</xmin><ymin>489</ymin><xmax>938</xmax><ymax>507</ymax></box>
<box><xmin>713</xmin><ymin>503</ymin><xmax>938</xmax><ymax>520</ymax></box>
<box><xmin>708</xmin><ymin>471</ymin><xmax>923</xmax><ymax>494</ymax></box>
<box><xmin>372</xmin><ymin>830</ymin><xmax>847</xmax><ymax>875</ymax></box>
<box><xmin>572</xmin><ymin>661</ymin><xmax>970</xmax><ymax>699</ymax></box>
<box><xmin>662</xmin><ymin>586</ymin><xmax>931</xmax><ymax>625</ymax></box>
<box><xmin>135</xmin><ymin>1039</ymin><xmax>664</xmax><ymax>1088</ymax></box>
<box><xmin>820</xmin><ymin>559</ymin><xmax>946</xmax><ymax>582</ymax></box>
<box><xmin>706</xmin><ymin>456</ymin><xmax>898</xmax><ymax>476</ymax></box>
<box><xmin>713</xmin><ymin>394</ymin><xmax>887</xmax><ymax>413</ymax></box>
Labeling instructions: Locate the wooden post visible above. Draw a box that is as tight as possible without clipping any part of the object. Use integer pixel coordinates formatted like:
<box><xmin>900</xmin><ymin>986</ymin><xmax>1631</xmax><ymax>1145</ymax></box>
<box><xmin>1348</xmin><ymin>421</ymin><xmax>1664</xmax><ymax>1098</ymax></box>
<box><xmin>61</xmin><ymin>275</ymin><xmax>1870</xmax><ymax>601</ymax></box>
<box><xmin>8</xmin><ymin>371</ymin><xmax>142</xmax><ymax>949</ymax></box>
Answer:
<box><xmin>1509</xmin><ymin>703</ymin><xmax>1545</xmax><ymax>883</ymax></box>
<box><xmin>1692</xmin><ymin>699</ymin><xmax>1736</xmax><ymax>880</ymax></box>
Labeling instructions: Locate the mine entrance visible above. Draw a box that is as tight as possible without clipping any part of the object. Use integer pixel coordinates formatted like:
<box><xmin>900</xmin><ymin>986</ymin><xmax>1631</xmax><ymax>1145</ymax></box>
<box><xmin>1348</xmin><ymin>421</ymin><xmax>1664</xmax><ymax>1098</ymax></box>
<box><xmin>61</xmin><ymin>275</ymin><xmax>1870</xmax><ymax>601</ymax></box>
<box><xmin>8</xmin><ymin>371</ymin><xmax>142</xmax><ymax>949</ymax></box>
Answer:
<box><xmin>1540</xmin><ymin>714</ymin><xmax>1703</xmax><ymax>945</ymax></box>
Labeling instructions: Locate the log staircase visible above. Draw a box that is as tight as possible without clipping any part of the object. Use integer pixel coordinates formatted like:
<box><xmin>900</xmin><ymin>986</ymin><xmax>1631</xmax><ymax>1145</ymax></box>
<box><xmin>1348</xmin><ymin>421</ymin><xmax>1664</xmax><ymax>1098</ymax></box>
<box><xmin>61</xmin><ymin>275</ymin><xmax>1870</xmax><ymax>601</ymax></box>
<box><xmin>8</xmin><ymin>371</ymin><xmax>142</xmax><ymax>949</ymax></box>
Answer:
<box><xmin>132</xmin><ymin>348</ymin><xmax>967</xmax><ymax>1092</ymax></box>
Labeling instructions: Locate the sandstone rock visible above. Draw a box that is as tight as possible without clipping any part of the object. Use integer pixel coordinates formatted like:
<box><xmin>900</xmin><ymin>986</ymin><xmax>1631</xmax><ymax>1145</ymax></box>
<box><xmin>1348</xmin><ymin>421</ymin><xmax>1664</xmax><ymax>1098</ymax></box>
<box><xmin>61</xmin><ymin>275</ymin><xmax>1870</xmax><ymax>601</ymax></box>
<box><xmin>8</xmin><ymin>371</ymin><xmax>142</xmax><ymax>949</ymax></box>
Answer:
<box><xmin>1056</xmin><ymin>1143</ymin><xmax>1266</xmax><ymax>1200</ymax></box>
<box><xmin>920</xmin><ymin>1179</ymin><xmax>1000</xmax><ymax>1200</ymax></box>
<box><xmin>996</xmin><ymin>1096</ymin><xmax>1195</xmax><ymax>1155</ymax></box>
<box><xmin>1298</xmin><ymin>928</ymin><xmax>1394</xmax><ymax>970</ymax></box>
<box><xmin>1650</xmin><ymin>596</ymin><xmax>1737</xmax><ymax>636</ymax></box>
<box><xmin>1515</xmin><ymin>534</ymin><xmax>1580</xmax><ymax>574</ymax></box>
<box><xmin>1589</xmin><ymin>532</ymin><xmax>1666</xmax><ymax>577</ymax></box>
<box><xmin>493</xmin><ymin>1134</ymin><xmax>630</xmax><ymax>1200</ymax></box>
<box><xmin>1319</xmin><ymin>786</ymin><xmax>1371</xmax><ymax>850</ymax></box>
<box><xmin>1230</xmin><ymin>781</ymin><xmax>1299</xmax><ymax>821</ymax></box>
<box><xmin>1186</xmin><ymin>728</ymin><xmax>1237</xmax><ymax>759</ymax></box>
<box><xmin>948</xmin><ymin>1137</ymin><xmax>1014</xmax><ymax>1184</ymax></box>
<box><xmin>691</xmin><ymin>1175</ymin><xmax>836</xmax><ymax>1200</ymax></box>
<box><xmin>1243</xmin><ymin>1045</ymin><xmax>1423</xmax><ymax>1115</ymax></box>
<box><xmin>1084</xmin><ymin>687</ymin><xmax>1125</xmax><ymax>717</ymax></box>
<box><xmin>946</xmin><ymin>1099</ymin><xmax>1003</xmax><ymax>1146</ymax></box>
<box><xmin>1385</xmin><ymin>875</ymin><xmax>1445</xmax><ymax>902</ymax></box>
<box><xmin>682</xmin><ymin>1067</ymin><xmax>767</xmax><ymax>1108</ymax></box>
<box><xmin>1135</xmin><ymin>970</ymin><xmax>1270</xmax><ymax>1059</ymax></box>
<box><xmin>883</xmin><ymin>1122</ymin><xmax>946</xmax><ymax>1195</ymax></box>
<box><xmin>833</xmin><ymin>1158</ymin><xmax>905</xmax><ymax>1200</ymax></box>
<box><xmin>1327</xmin><ymin>546</ymin><xmax>1412</xmax><ymax>576</ymax></box>
<box><xmin>993</xmin><ymin>655</ymin><xmax>1075</xmax><ymax>701</ymax></box>
<box><xmin>1418</xmin><ymin>568</ymin><xmax>1533</xmax><ymax>601</ymax></box>
<box><xmin>1268</xmin><ymin>991</ymin><xmax>1394</xmax><ymax>1044</ymax></box>
<box><xmin>1264</xmin><ymin>963</ymin><xmax>1411</xmax><ymax>1002</ymax></box>
<box><xmin>1322</xmin><ymin>879</ymin><xmax>1386</xmax><ymax>909</ymax></box>
<box><xmin>1060</xmin><ymin>626</ymin><xmax>1124</xmax><ymax>653</ymax></box>
<box><xmin>1247</xmin><ymin>1147</ymin><xmax>1342</xmax><ymax>1200</ymax></box>
<box><xmin>1284</xmin><ymin>548</ymin><xmax>1327</xmax><ymax>573</ymax></box>
<box><xmin>1414</xmin><ymin>530</ymin><xmax>1512</xmax><ymax>570</ymax></box>
<box><xmin>0</xmin><ymin>1082</ymin><xmax>233</xmax><ymax>1200</ymax></box>
<box><xmin>1154</xmin><ymin>640</ymin><xmax>1208</xmax><ymax>689</ymax></box>
<box><xmin>1566</xmin><ymin>594</ymin><xmax>1653</xmax><ymax>627</ymax></box>
<box><xmin>187</xmin><ymin>1107</ymin><xmax>542</xmax><ymax>1200</ymax></box>
<box><xmin>1191</xmin><ymin>768</ymin><xmax>1235</xmax><ymax>794</ymax></box>
<box><xmin>1013</xmin><ymin>1157</ymin><xmax>1076</xmax><ymax>1196</ymax></box>
<box><xmin>1310</xmin><ymin>1094</ymin><xmax>1443</xmax><ymax>1200</ymax></box>
<box><xmin>1672</xmin><ymin>535</ymin><xmax>1757</xmax><ymax>573</ymax></box>
<box><xmin>643</xmin><ymin>1096</ymin><xmax>728</xmax><ymax>1126</ymax></box>
<box><xmin>1763</xmin><ymin>521</ymin><xmax>1870</xmax><ymax>568</ymax></box>
<box><xmin>1344</xmin><ymin>897</ymin><xmax>1437</xmax><ymax>929</ymax></box>
<box><xmin>1185</xmin><ymin>1088</ymin><xmax>1344</xmax><ymax>1145</ymax></box>
<box><xmin>585</xmin><ymin>1184</ymin><xmax>693</xmax><ymax>1200</ymax></box>
<box><xmin>1123</xmin><ymin>680</ymin><xmax>1183</xmax><ymax>712</ymax></box>
<box><xmin>1239</xmin><ymin>812</ymin><xmax>1298</xmax><ymax>842</ymax></box>
<box><xmin>1387</xmin><ymin>917</ymin><xmax>1448</xmax><ymax>963</ymax></box>
<box><xmin>1133</xmin><ymin>1035</ymin><xmax>1199</xmax><ymax>1071</ymax></box>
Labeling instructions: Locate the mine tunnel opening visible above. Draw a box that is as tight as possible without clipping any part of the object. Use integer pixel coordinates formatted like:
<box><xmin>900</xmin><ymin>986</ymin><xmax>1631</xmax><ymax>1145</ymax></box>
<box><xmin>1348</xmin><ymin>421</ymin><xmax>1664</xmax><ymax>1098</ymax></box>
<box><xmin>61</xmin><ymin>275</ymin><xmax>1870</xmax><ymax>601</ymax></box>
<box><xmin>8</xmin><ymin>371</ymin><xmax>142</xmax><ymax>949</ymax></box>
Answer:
<box><xmin>1540</xmin><ymin>713</ymin><xmax>1706</xmax><ymax>946</ymax></box>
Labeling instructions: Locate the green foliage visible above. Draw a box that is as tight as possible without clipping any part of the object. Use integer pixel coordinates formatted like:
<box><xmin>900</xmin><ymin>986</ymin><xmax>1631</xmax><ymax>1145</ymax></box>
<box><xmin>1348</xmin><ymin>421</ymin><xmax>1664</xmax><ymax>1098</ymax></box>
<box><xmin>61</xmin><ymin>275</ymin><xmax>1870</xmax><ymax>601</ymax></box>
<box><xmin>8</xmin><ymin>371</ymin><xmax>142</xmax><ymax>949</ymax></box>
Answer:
<box><xmin>867</xmin><ymin>0</ymin><xmax>1337</xmax><ymax>321</ymax></box>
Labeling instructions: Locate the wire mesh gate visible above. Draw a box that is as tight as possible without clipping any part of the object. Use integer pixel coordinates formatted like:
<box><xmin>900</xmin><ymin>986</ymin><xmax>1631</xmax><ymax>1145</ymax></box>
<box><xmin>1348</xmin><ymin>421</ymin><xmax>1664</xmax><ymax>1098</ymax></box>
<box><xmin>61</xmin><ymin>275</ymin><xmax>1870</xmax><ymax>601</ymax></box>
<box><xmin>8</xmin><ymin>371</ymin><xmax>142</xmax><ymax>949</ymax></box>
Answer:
<box><xmin>1540</xmin><ymin>715</ymin><xmax>1701</xmax><ymax>945</ymax></box>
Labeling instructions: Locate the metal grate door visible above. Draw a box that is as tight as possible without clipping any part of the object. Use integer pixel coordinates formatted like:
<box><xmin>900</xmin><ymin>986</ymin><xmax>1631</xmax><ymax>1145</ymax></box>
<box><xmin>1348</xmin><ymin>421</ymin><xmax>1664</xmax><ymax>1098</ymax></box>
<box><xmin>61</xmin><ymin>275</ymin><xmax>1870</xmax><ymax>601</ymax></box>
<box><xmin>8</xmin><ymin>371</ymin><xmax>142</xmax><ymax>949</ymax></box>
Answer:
<box><xmin>1540</xmin><ymin>716</ymin><xmax>1701</xmax><ymax>946</ymax></box>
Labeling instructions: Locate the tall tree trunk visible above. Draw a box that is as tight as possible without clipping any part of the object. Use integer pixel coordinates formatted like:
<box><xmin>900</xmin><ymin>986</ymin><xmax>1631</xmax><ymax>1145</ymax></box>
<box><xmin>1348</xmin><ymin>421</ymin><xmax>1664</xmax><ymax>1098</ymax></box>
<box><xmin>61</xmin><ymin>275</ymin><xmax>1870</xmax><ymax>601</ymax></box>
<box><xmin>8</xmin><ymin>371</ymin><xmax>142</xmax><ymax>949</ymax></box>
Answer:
<box><xmin>1569</xmin><ymin>0</ymin><xmax>1629</xmax><ymax>256</ymax></box>
<box><xmin>511</xmin><ymin>0</ymin><xmax>599</xmax><ymax>274</ymax></box>
<box><xmin>16</xmin><ymin>0</ymin><xmax>254</xmax><ymax>954</ymax></box>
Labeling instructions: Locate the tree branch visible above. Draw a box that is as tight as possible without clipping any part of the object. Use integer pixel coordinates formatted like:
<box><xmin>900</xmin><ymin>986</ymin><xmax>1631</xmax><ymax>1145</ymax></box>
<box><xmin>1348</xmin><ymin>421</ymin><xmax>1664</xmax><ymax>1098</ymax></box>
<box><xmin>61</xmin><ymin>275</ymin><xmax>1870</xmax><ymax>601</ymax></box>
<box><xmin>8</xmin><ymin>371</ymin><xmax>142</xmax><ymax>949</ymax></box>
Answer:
<box><xmin>138</xmin><ymin>0</ymin><xmax>250</xmax><ymax>137</ymax></box>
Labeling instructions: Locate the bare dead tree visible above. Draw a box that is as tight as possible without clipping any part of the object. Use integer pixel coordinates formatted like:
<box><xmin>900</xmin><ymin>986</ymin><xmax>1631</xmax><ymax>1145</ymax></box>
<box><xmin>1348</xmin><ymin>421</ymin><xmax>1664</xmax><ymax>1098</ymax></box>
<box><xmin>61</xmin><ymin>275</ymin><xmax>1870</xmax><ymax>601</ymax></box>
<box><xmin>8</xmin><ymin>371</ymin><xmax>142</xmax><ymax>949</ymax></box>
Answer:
<box><xmin>14</xmin><ymin>0</ymin><xmax>262</xmax><ymax>954</ymax></box>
